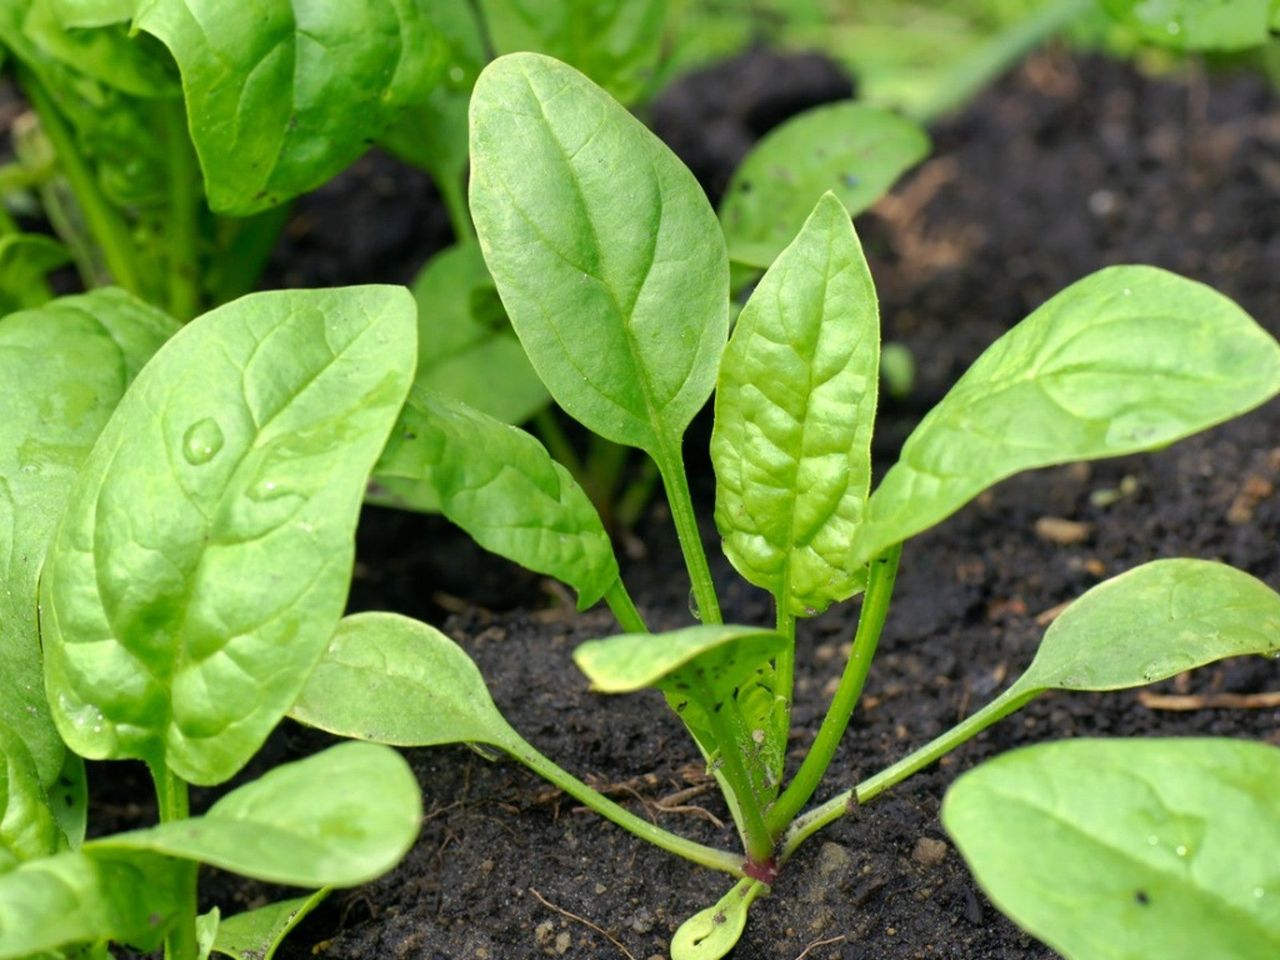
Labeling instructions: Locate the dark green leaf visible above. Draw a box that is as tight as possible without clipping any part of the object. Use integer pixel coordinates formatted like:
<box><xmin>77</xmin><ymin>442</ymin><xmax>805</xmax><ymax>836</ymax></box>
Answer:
<box><xmin>712</xmin><ymin>192</ymin><xmax>879</xmax><ymax>616</ymax></box>
<box><xmin>720</xmin><ymin>102</ymin><xmax>928</xmax><ymax>268</ymax></box>
<box><xmin>40</xmin><ymin>287</ymin><xmax>416</xmax><ymax>785</ymax></box>
<box><xmin>944</xmin><ymin>739</ymin><xmax>1280</xmax><ymax>960</ymax></box>
<box><xmin>25</xmin><ymin>0</ymin><xmax>176</xmax><ymax>98</ymax></box>
<box><xmin>0</xmin><ymin>233</ymin><xmax>71</xmax><ymax>315</ymax></box>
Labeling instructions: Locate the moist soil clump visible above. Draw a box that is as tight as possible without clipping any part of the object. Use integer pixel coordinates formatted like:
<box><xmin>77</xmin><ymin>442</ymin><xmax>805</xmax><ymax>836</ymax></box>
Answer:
<box><xmin>96</xmin><ymin>47</ymin><xmax>1279</xmax><ymax>959</ymax></box>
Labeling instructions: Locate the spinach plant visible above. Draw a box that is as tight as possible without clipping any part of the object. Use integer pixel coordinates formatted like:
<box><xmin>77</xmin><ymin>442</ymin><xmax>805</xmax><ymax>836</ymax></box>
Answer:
<box><xmin>286</xmin><ymin>53</ymin><xmax>1280</xmax><ymax>956</ymax></box>
<box><xmin>0</xmin><ymin>285</ymin><xmax>424</xmax><ymax>960</ymax></box>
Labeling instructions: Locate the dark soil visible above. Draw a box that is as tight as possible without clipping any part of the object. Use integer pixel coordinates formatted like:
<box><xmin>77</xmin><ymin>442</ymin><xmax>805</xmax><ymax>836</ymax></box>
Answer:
<box><xmin>99</xmin><ymin>46</ymin><xmax>1280</xmax><ymax>960</ymax></box>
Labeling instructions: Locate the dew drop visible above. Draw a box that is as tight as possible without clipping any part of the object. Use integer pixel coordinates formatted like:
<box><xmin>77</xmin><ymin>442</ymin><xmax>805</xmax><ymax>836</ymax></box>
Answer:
<box><xmin>249</xmin><ymin>478</ymin><xmax>292</xmax><ymax>502</ymax></box>
<box><xmin>1147</xmin><ymin>835</ymin><xmax>1160</xmax><ymax>846</ymax></box>
<box><xmin>1166</xmin><ymin>20</ymin><xmax>1181</xmax><ymax>34</ymax></box>
<box><xmin>1123</xmin><ymin>288</ymin><xmax>1132</xmax><ymax>296</ymax></box>
<box><xmin>182</xmin><ymin>418</ymin><xmax>224</xmax><ymax>466</ymax></box>
<box><xmin>688</xmin><ymin>588</ymin><xmax>702</xmax><ymax>622</ymax></box>
<box><xmin>1175</xmin><ymin>844</ymin><xmax>1188</xmax><ymax>857</ymax></box>
<box><xmin>1254</xmin><ymin>887</ymin><xmax>1265</xmax><ymax>899</ymax></box>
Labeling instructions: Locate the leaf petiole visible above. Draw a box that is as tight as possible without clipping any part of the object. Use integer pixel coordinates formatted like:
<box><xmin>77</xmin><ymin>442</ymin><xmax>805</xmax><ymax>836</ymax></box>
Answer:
<box><xmin>604</xmin><ymin>578</ymin><xmax>648</xmax><ymax>634</ymax></box>
<box><xmin>150</xmin><ymin>765</ymin><xmax>199</xmax><ymax>960</ymax></box>
<box><xmin>652</xmin><ymin>438</ymin><xmax>722</xmax><ymax>626</ymax></box>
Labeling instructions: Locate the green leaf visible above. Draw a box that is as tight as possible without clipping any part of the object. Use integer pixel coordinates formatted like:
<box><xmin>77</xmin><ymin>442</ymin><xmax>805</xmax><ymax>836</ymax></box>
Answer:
<box><xmin>90</xmin><ymin>743</ymin><xmax>421</xmax><ymax>887</ymax></box>
<box><xmin>1102</xmin><ymin>0</ymin><xmax>1273</xmax><ymax>50</ymax></box>
<box><xmin>25</xmin><ymin>0</ymin><xmax>176</xmax><ymax>98</ymax></box>
<box><xmin>290</xmin><ymin>613</ymin><xmax>519</xmax><ymax>749</ymax></box>
<box><xmin>0</xmin><ymin>233</ymin><xmax>71</xmax><ymax>315</ymax></box>
<box><xmin>134</xmin><ymin>0</ymin><xmax>446</xmax><ymax>214</ymax></box>
<box><xmin>48</xmin><ymin>752</ymin><xmax>88</xmax><ymax>851</ymax></box>
<box><xmin>40</xmin><ymin>286</ymin><xmax>416</xmax><ymax>785</ymax></box>
<box><xmin>671</xmin><ymin>879</ymin><xmax>766</xmax><ymax>960</ymax></box>
<box><xmin>49</xmin><ymin>0</ymin><xmax>134</xmax><ymax>27</ymax></box>
<box><xmin>212</xmin><ymin>890</ymin><xmax>328</xmax><ymax>960</ymax></box>
<box><xmin>478</xmin><ymin>0</ymin><xmax>667</xmax><ymax>105</ymax></box>
<box><xmin>852</xmin><ymin>266</ymin><xmax>1280</xmax><ymax>567</ymax></box>
<box><xmin>943</xmin><ymin>738</ymin><xmax>1280</xmax><ymax>960</ymax></box>
<box><xmin>408</xmin><ymin>244</ymin><xmax>548</xmax><ymax>425</ymax></box>
<box><xmin>0</xmin><ymin>288</ymin><xmax>176</xmax><ymax>788</ymax></box>
<box><xmin>0</xmin><ymin>847</ymin><xmax>186</xmax><ymax>956</ymax></box>
<box><xmin>719</xmin><ymin>102</ymin><xmax>929</xmax><ymax>269</ymax></box>
<box><xmin>712</xmin><ymin>192</ymin><xmax>879</xmax><ymax>616</ymax></box>
<box><xmin>376</xmin><ymin>389</ymin><xmax>619</xmax><ymax>609</ymax></box>
<box><xmin>469</xmin><ymin>52</ymin><xmax>730</xmax><ymax>455</ymax></box>
<box><xmin>0</xmin><ymin>722</ymin><xmax>64</xmax><ymax>872</ymax></box>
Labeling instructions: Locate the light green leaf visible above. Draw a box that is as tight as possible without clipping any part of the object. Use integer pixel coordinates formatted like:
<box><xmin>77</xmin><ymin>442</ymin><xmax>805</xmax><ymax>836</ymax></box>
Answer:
<box><xmin>469</xmin><ymin>52</ymin><xmax>730</xmax><ymax>455</ymax></box>
<box><xmin>719</xmin><ymin>102</ymin><xmax>928</xmax><ymax>269</ymax></box>
<box><xmin>376</xmin><ymin>389</ymin><xmax>619</xmax><ymax>609</ymax></box>
<box><xmin>49</xmin><ymin>752</ymin><xmax>88</xmax><ymax>850</ymax></box>
<box><xmin>712</xmin><ymin>193</ymin><xmax>879</xmax><ymax>616</ymax></box>
<box><xmin>49</xmin><ymin>0</ymin><xmax>134</xmax><ymax>27</ymax></box>
<box><xmin>0</xmin><ymin>847</ymin><xmax>186</xmax><ymax>957</ymax></box>
<box><xmin>409</xmin><ymin>244</ymin><xmax>548</xmax><ymax>425</ymax></box>
<box><xmin>40</xmin><ymin>286</ymin><xmax>416</xmax><ymax>785</ymax></box>
<box><xmin>196</xmin><ymin>909</ymin><xmax>219</xmax><ymax>960</ymax></box>
<box><xmin>90</xmin><ymin>743</ymin><xmax>421</xmax><ymax>887</ymax></box>
<box><xmin>25</xmin><ymin>0</ymin><xmax>176</xmax><ymax>98</ymax></box>
<box><xmin>290</xmin><ymin>613</ymin><xmax>518</xmax><ymax>749</ymax></box>
<box><xmin>943</xmin><ymin>739</ymin><xmax>1280</xmax><ymax>960</ymax></box>
<box><xmin>0</xmin><ymin>722</ymin><xmax>63</xmax><ymax>872</ymax></box>
<box><xmin>0</xmin><ymin>233</ymin><xmax>71</xmax><ymax>315</ymax></box>
<box><xmin>0</xmin><ymin>288</ymin><xmax>176</xmax><ymax>788</ymax></box>
<box><xmin>478</xmin><ymin>0</ymin><xmax>667</xmax><ymax>105</ymax></box>
<box><xmin>1102</xmin><ymin>0</ymin><xmax>1273</xmax><ymax>50</ymax></box>
<box><xmin>212</xmin><ymin>890</ymin><xmax>328</xmax><ymax>960</ymax></box>
<box><xmin>134</xmin><ymin>0</ymin><xmax>446</xmax><ymax>214</ymax></box>
<box><xmin>852</xmin><ymin>266</ymin><xmax>1280</xmax><ymax>567</ymax></box>
<box><xmin>671</xmin><ymin>878</ymin><xmax>767</xmax><ymax>960</ymax></box>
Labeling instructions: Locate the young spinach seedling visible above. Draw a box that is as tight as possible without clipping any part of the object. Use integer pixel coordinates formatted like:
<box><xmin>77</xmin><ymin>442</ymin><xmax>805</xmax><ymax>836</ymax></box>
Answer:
<box><xmin>290</xmin><ymin>52</ymin><xmax>1280</xmax><ymax>957</ymax></box>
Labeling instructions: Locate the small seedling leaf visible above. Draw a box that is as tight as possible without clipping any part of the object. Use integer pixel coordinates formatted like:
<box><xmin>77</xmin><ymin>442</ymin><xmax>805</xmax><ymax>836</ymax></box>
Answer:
<box><xmin>943</xmin><ymin>738</ymin><xmax>1280</xmax><ymax>960</ymax></box>
<box><xmin>671</xmin><ymin>878</ymin><xmax>766</xmax><ymax>960</ymax></box>
<box><xmin>212</xmin><ymin>889</ymin><xmax>329</xmax><ymax>960</ymax></box>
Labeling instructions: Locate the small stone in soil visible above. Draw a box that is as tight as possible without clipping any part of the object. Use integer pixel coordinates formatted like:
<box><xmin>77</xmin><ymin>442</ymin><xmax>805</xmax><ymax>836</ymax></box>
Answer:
<box><xmin>912</xmin><ymin>837</ymin><xmax>948</xmax><ymax>867</ymax></box>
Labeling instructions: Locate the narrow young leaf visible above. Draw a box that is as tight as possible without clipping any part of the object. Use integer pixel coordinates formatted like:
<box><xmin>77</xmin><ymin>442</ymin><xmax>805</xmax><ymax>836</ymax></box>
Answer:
<box><xmin>290</xmin><ymin>613</ymin><xmax>519</xmax><ymax>749</ymax></box>
<box><xmin>0</xmin><ymin>289</ymin><xmax>176</xmax><ymax>788</ymax></box>
<box><xmin>943</xmin><ymin>739</ymin><xmax>1280</xmax><ymax>960</ymax></box>
<box><xmin>0</xmin><ymin>722</ymin><xmax>64</xmax><ymax>871</ymax></box>
<box><xmin>712</xmin><ymin>192</ymin><xmax>879</xmax><ymax>616</ymax></box>
<box><xmin>670</xmin><ymin>878</ymin><xmax>765</xmax><ymax>960</ymax></box>
<box><xmin>40</xmin><ymin>287</ymin><xmax>416</xmax><ymax>785</ymax></box>
<box><xmin>212</xmin><ymin>890</ymin><xmax>329</xmax><ymax>960</ymax></box>
<box><xmin>470</xmin><ymin>52</ymin><xmax>730</xmax><ymax>454</ymax></box>
<box><xmin>852</xmin><ymin>267</ymin><xmax>1280</xmax><ymax>567</ymax></box>
<box><xmin>477</xmin><ymin>0</ymin><xmax>667</xmax><ymax>105</ymax></box>
<box><xmin>89</xmin><ymin>743</ymin><xmax>421</xmax><ymax>887</ymax></box>
<box><xmin>720</xmin><ymin>102</ymin><xmax>928</xmax><ymax>269</ymax></box>
<box><xmin>376</xmin><ymin>388</ymin><xmax>619</xmax><ymax>610</ymax></box>
<box><xmin>134</xmin><ymin>0</ymin><xmax>445</xmax><ymax>213</ymax></box>
<box><xmin>409</xmin><ymin>244</ymin><xmax>548</xmax><ymax>425</ymax></box>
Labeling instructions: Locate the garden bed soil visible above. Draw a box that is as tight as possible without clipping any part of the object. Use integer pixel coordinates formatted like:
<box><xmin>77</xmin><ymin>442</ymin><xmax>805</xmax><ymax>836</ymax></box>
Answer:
<box><xmin>95</xmin><ymin>47</ymin><xmax>1280</xmax><ymax>959</ymax></box>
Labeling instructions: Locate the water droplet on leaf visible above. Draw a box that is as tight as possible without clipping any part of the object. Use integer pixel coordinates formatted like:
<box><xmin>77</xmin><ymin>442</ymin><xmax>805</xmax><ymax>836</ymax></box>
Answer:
<box><xmin>182</xmin><ymin>419</ymin><xmax>224</xmax><ymax>465</ymax></box>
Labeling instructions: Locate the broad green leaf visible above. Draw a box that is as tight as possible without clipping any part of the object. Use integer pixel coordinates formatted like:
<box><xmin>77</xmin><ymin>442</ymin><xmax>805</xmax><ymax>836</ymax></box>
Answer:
<box><xmin>25</xmin><ymin>0</ymin><xmax>176</xmax><ymax>98</ymax></box>
<box><xmin>671</xmin><ymin>878</ymin><xmax>766</xmax><ymax>960</ymax></box>
<box><xmin>409</xmin><ymin>244</ymin><xmax>548</xmax><ymax>425</ymax></box>
<box><xmin>49</xmin><ymin>0</ymin><xmax>134</xmax><ymax>27</ymax></box>
<box><xmin>943</xmin><ymin>739</ymin><xmax>1280</xmax><ymax>960</ymax></box>
<box><xmin>212</xmin><ymin>890</ymin><xmax>328</xmax><ymax>960</ymax></box>
<box><xmin>134</xmin><ymin>0</ymin><xmax>446</xmax><ymax>214</ymax></box>
<box><xmin>712</xmin><ymin>193</ymin><xmax>879</xmax><ymax>616</ymax></box>
<box><xmin>0</xmin><ymin>233</ymin><xmax>71</xmax><ymax>315</ymax></box>
<box><xmin>0</xmin><ymin>722</ymin><xmax>63</xmax><ymax>872</ymax></box>
<box><xmin>376</xmin><ymin>389</ymin><xmax>619</xmax><ymax>609</ymax></box>
<box><xmin>40</xmin><ymin>286</ymin><xmax>416</xmax><ymax>785</ymax></box>
<box><xmin>478</xmin><ymin>0</ymin><xmax>667</xmax><ymax>105</ymax></box>
<box><xmin>290</xmin><ymin>613</ymin><xmax>519</xmax><ymax>750</ymax></box>
<box><xmin>851</xmin><ymin>267</ymin><xmax>1280</xmax><ymax>567</ymax></box>
<box><xmin>470</xmin><ymin>52</ymin><xmax>730</xmax><ymax>455</ymax></box>
<box><xmin>90</xmin><ymin>743</ymin><xmax>422</xmax><ymax>887</ymax></box>
<box><xmin>1102</xmin><ymin>0</ymin><xmax>1273</xmax><ymax>50</ymax></box>
<box><xmin>719</xmin><ymin>102</ymin><xmax>929</xmax><ymax>269</ymax></box>
<box><xmin>49</xmin><ymin>752</ymin><xmax>88</xmax><ymax>850</ymax></box>
<box><xmin>0</xmin><ymin>288</ymin><xmax>176</xmax><ymax>787</ymax></box>
<box><xmin>0</xmin><ymin>848</ymin><xmax>186</xmax><ymax>956</ymax></box>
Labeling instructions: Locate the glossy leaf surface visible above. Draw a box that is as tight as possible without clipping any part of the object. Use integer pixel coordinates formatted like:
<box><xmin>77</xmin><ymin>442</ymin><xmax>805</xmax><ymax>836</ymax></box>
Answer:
<box><xmin>0</xmin><ymin>722</ymin><xmax>63</xmax><ymax>871</ymax></box>
<box><xmin>852</xmin><ymin>267</ymin><xmax>1280</xmax><ymax>566</ymax></box>
<box><xmin>478</xmin><ymin>0</ymin><xmax>667</xmax><ymax>105</ymax></box>
<box><xmin>135</xmin><ymin>0</ymin><xmax>445</xmax><ymax>214</ymax></box>
<box><xmin>944</xmin><ymin>739</ymin><xmax>1280</xmax><ymax>960</ymax></box>
<box><xmin>212</xmin><ymin>890</ymin><xmax>328</xmax><ymax>960</ymax></box>
<box><xmin>712</xmin><ymin>193</ymin><xmax>879</xmax><ymax>616</ymax></box>
<box><xmin>0</xmin><ymin>289</ymin><xmax>176</xmax><ymax>787</ymax></box>
<box><xmin>41</xmin><ymin>286</ymin><xmax>416</xmax><ymax>785</ymax></box>
<box><xmin>720</xmin><ymin>102</ymin><xmax>928</xmax><ymax>268</ymax></box>
<box><xmin>470</xmin><ymin>52</ymin><xmax>729</xmax><ymax>453</ymax></box>
<box><xmin>377</xmin><ymin>389</ymin><xmax>618</xmax><ymax>609</ymax></box>
<box><xmin>91</xmin><ymin>743</ymin><xmax>421</xmax><ymax>887</ymax></box>
<box><xmin>291</xmin><ymin>613</ymin><xmax>518</xmax><ymax>749</ymax></box>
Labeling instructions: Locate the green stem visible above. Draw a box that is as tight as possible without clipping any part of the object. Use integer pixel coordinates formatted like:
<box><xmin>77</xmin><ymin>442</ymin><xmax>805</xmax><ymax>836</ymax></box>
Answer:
<box><xmin>150</xmin><ymin>765</ymin><xmax>198</xmax><ymax>960</ymax></box>
<box><xmin>773</xmin><ymin>605</ymin><xmax>796</xmax><ymax>733</ymax></box>
<box><xmin>18</xmin><ymin>67</ymin><xmax>144</xmax><ymax>297</ymax></box>
<box><xmin>533</xmin><ymin>408</ymin><xmax>583</xmax><ymax>478</ymax></box>
<box><xmin>651</xmin><ymin>437</ymin><xmax>722</xmax><ymax>625</ymax></box>
<box><xmin>163</xmin><ymin>100</ymin><xmax>201</xmax><ymax>321</ymax></box>
<box><xmin>499</xmin><ymin>729</ymin><xmax>744</xmax><ymax>877</ymax></box>
<box><xmin>437</xmin><ymin>173</ymin><xmax>474</xmax><ymax>244</ymax></box>
<box><xmin>779</xmin><ymin>682</ymin><xmax>1038</xmax><ymax>862</ymax></box>
<box><xmin>0</xmin><ymin>201</ymin><xmax>17</xmax><ymax>236</ymax></box>
<box><xmin>604</xmin><ymin>578</ymin><xmax>648</xmax><ymax>634</ymax></box>
<box><xmin>767</xmin><ymin>545</ymin><xmax>901</xmax><ymax>835</ymax></box>
<box><xmin>695</xmin><ymin>675</ymin><xmax>774</xmax><ymax>865</ymax></box>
